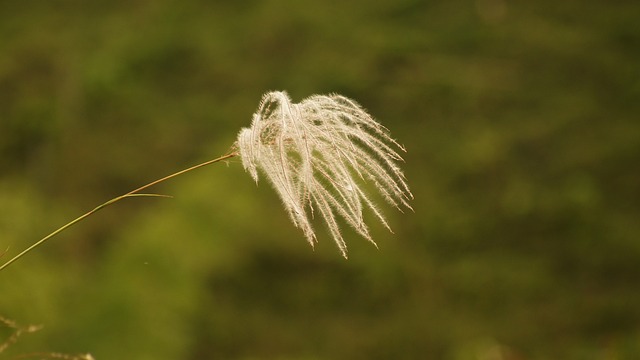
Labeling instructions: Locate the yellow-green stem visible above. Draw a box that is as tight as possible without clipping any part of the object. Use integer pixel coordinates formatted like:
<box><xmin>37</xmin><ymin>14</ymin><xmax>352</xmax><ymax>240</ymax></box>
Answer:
<box><xmin>0</xmin><ymin>151</ymin><xmax>238</xmax><ymax>272</ymax></box>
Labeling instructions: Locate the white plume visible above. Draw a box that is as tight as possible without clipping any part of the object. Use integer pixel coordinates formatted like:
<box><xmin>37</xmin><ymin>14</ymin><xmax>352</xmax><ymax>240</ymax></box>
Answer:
<box><xmin>237</xmin><ymin>91</ymin><xmax>413</xmax><ymax>258</ymax></box>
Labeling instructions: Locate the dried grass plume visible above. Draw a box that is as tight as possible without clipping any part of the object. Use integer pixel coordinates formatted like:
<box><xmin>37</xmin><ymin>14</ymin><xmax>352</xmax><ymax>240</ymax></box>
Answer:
<box><xmin>237</xmin><ymin>91</ymin><xmax>413</xmax><ymax>257</ymax></box>
<box><xmin>0</xmin><ymin>90</ymin><xmax>412</xmax><ymax>272</ymax></box>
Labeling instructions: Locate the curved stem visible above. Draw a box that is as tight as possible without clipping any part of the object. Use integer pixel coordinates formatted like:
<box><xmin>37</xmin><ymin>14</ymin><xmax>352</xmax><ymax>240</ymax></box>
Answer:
<box><xmin>0</xmin><ymin>151</ymin><xmax>238</xmax><ymax>272</ymax></box>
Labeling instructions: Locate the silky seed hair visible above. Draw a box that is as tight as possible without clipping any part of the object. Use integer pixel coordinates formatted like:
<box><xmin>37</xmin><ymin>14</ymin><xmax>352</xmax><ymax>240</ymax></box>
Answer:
<box><xmin>237</xmin><ymin>91</ymin><xmax>413</xmax><ymax>258</ymax></box>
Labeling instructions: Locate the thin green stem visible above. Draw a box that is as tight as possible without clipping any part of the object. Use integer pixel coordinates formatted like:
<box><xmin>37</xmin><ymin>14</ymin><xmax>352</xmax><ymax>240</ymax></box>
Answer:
<box><xmin>0</xmin><ymin>151</ymin><xmax>238</xmax><ymax>272</ymax></box>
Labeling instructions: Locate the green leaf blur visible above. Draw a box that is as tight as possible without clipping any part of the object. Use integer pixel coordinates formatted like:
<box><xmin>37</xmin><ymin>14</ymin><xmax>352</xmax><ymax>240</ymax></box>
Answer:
<box><xmin>1</xmin><ymin>0</ymin><xmax>639</xmax><ymax>358</ymax></box>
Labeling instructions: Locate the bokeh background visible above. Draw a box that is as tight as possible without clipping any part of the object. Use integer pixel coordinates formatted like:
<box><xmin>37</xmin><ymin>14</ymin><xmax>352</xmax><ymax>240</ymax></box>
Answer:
<box><xmin>1</xmin><ymin>0</ymin><xmax>639</xmax><ymax>359</ymax></box>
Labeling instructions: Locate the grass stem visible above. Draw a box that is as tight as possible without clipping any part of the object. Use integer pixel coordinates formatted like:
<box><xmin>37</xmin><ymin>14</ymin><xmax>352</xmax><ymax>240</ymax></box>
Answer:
<box><xmin>0</xmin><ymin>151</ymin><xmax>238</xmax><ymax>272</ymax></box>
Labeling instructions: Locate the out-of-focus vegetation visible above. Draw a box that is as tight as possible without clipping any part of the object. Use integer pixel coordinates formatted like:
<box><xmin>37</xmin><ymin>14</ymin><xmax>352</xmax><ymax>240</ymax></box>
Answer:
<box><xmin>1</xmin><ymin>0</ymin><xmax>639</xmax><ymax>358</ymax></box>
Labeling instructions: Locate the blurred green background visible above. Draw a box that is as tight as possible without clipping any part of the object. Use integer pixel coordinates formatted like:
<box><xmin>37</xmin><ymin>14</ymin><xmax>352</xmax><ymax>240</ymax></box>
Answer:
<box><xmin>1</xmin><ymin>0</ymin><xmax>639</xmax><ymax>358</ymax></box>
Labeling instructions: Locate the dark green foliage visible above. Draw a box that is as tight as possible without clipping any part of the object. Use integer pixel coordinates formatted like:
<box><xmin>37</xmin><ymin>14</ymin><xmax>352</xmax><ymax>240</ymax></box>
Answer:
<box><xmin>1</xmin><ymin>0</ymin><xmax>639</xmax><ymax>358</ymax></box>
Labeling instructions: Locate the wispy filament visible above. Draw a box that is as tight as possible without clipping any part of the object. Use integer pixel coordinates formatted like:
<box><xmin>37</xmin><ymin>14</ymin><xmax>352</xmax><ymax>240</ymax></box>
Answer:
<box><xmin>237</xmin><ymin>91</ymin><xmax>413</xmax><ymax>257</ymax></box>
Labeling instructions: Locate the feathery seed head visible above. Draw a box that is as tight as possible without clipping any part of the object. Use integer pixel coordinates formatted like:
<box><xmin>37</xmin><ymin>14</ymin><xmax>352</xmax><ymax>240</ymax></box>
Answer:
<box><xmin>236</xmin><ymin>91</ymin><xmax>413</xmax><ymax>258</ymax></box>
